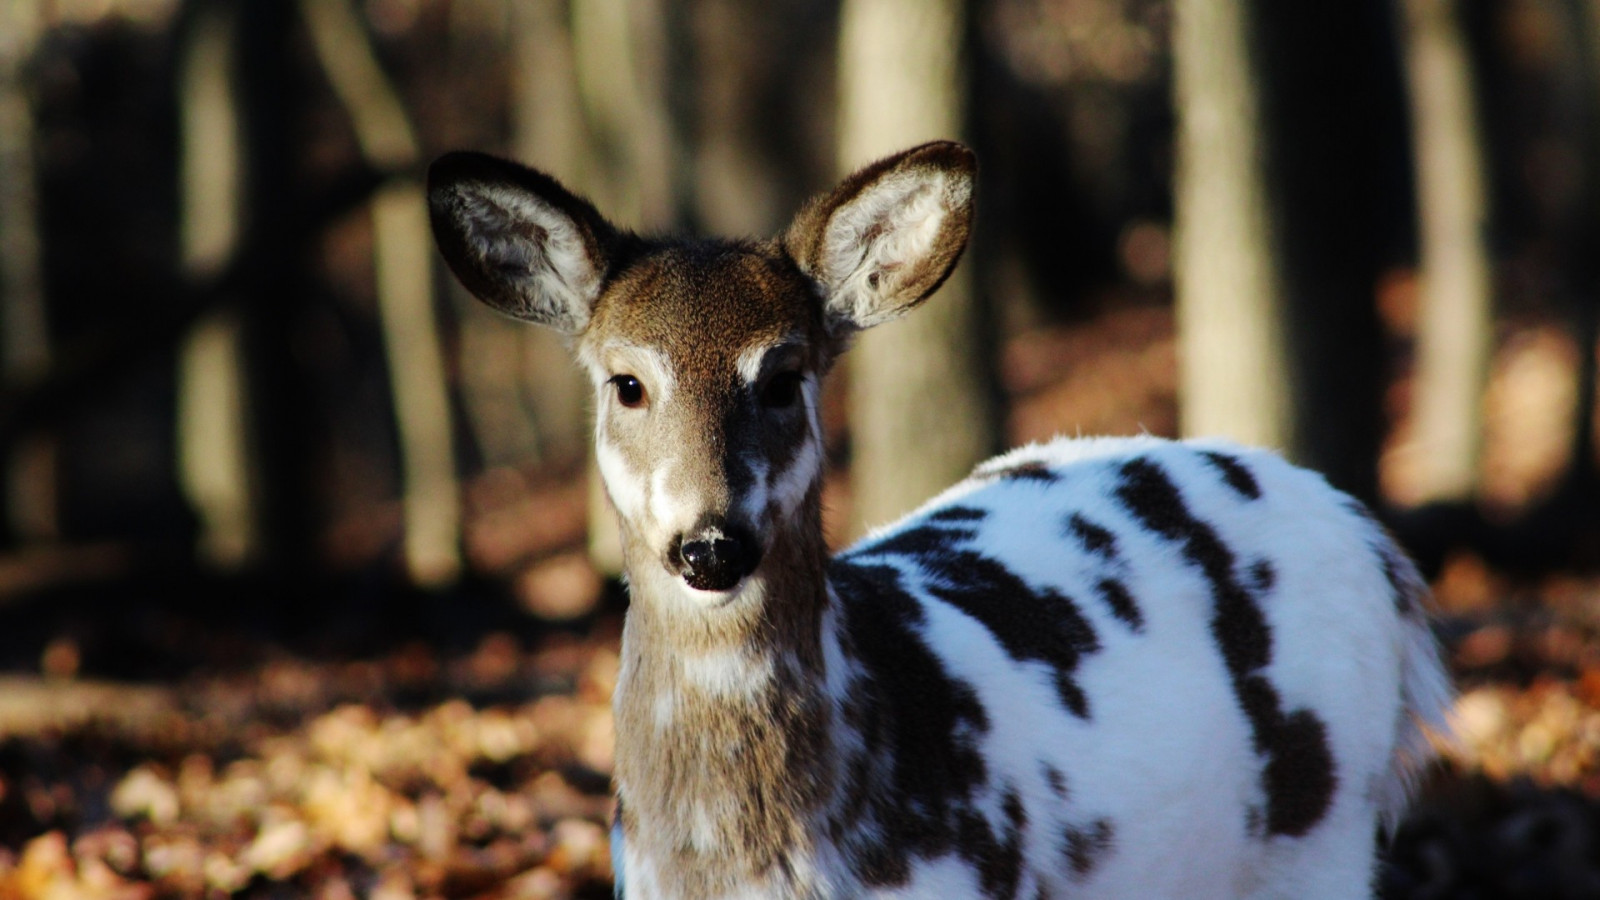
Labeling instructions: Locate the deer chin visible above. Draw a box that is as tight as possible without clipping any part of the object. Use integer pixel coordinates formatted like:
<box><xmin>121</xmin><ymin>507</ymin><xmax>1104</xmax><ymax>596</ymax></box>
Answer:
<box><xmin>677</xmin><ymin>579</ymin><xmax>745</xmax><ymax>607</ymax></box>
<box><xmin>682</xmin><ymin>568</ymin><xmax>744</xmax><ymax>593</ymax></box>
<box><xmin>671</xmin><ymin>565</ymin><xmax>765</xmax><ymax>608</ymax></box>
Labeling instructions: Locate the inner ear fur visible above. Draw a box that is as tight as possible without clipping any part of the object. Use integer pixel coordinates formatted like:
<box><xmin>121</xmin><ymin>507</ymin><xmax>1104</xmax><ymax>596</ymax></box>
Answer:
<box><xmin>784</xmin><ymin>141</ymin><xmax>976</xmax><ymax>332</ymax></box>
<box><xmin>428</xmin><ymin>151</ymin><xmax>621</xmax><ymax>335</ymax></box>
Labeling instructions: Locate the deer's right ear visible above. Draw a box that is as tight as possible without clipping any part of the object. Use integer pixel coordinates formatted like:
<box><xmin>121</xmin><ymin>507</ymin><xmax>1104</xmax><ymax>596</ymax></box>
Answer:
<box><xmin>428</xmin><ymin>152</ymin><xmax>617</xmax><ymax>335</ymax></box>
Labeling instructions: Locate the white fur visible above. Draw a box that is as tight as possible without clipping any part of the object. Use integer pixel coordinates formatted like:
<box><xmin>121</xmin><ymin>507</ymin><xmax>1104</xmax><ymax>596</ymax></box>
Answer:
<box><xmin>677</xmin><ymin>645</ymin><xmax>773</xmax><ymax>698</ymax></box>
<box><xmin>594</xmin><ymin>436</ymin><xmax>645</xmax><ymax>522</ymax></box>
<box><xmin>832</xmin><ymin>438</ymin><xmax>1445</xmax><ymax>899</ymax></box>
<box><xmin>822</xmin><ymin>169</ymin><xmax>967</xmax><ymax>327</ymax></box>
<box><xmin>734</xmin><ymin>340</ymin><xmax>781</xmax><ymax>388</ymax></box>
<box><xmin>767</xmin><ymin>430</ymin><xmax>822</xmax><ymax>519</ymax></box>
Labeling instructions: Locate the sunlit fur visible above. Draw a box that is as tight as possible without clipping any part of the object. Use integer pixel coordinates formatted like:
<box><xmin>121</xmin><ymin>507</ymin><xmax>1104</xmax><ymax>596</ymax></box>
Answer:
<box><xmin>428</xmin><ymin>142</ymin><xmax>1452</xmax><ymax>900</ymax></box>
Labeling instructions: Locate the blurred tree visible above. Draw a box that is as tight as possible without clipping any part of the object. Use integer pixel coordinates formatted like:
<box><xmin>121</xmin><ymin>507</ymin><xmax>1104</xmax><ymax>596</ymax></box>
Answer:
<box><xmin>175</xmin><ymin>0</ymin><xmax>256</xmax><ymax>569</ymax></box>
<box><xmin>1401</xmin><ymin>0</ymin><xmax>1494</xmax><ymax>504</ymax></box>
<box><xmin>837</xmin><ymin>0</ymin><xmax>999</xmax><ymax>535</ymax></box>
<box><xmin>1256</xmin><ymin>1</ymin><xmax>1399</xmax><ymax>503</ymax></box>
<box><xmin>0</xmin><ymin>1</ymin><xmax>54</xmax><ymax>543</ymax></box>
<box><xmin>1173</xmin><ymin>0</ymin><xmax>1288</xmax><ymax>454</ymax></box>
<box><xmin>1560</xmin><ymin>0</ymin><xmax>1600</xmax><ymax>496</ymax></box>
<box><xmin>1176</xmin><ymin>0</ymin><xmax>1397</xmax><ymax>501</ymax></box>
<box><xmin>302</xmin><ymin>0</ymin><xmax>461</xmax><ymax>587</ymax></box>
<box><xmin>0</xmin><ymin>4</ymin><xmax>47</xmax><ymax>383</ymax></box>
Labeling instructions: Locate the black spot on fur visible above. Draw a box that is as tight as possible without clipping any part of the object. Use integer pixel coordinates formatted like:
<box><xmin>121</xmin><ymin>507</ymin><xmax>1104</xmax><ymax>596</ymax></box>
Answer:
<box><xmin>927</xmin><ymin>573</ymin><xmax>1098</xmax><ymax>718</ymax></box>
<box><xmin>1201</xmin><ymin>450</ymin><xmax>1261</xmax><ymax>500</ymax></box>
<box><xmin>930</xmin><ymin>505</ymin><xmax>988</xmax><ymax>523</ymax></box>
<box><xmin>828</xmin><ymin>560</ymin><xmax>1009</xmax><ymax>888</ymax></box>
<box><xmin>1066</xmin><ymin>513</ymin><xmax>1118</xmax><ymax>559</ymax></box>
<box><xmin>1004</xmin><ymin>789</ymin><xmax>1028</xmax><ymax>836</ymax></box>
<box><xmin>1115</xmin><ymin>459</ymin><xmax>1269</xmax><ymax>674</ymax></box>
<box><xmin>1250</xmin><ymin>559</ymin><xmax>1276</xmax><ymax>595</ymax></box>
<box><xmin>1262</xmin><ymin>710</ymin><xmax>1339</xmax><ymax>837</ymax></box>
<box><xmin>852</xmin><ymin>520</ymin><xmax>1102</xmax><ymax>719</ymax></box>
<box><xmin>976</xmin><ymin>459</ymin><xmax>1059</xmax><ymax>483</ymax></box>
<box><xmin>855</xmin><ymin>524</ymin><xmax>979</xmax><ymax>559</ymax></box>
<box><xmin>1041</xmin><ymin>763</ymin><xmax>1068</xmax><ymax>798</ymax></box>
<box><xmin>1062</xmin><ymin>818</ymin><xmax>1115</xmax><ymax>877</ymax></box>
<box><xmin>1114</xmin><ymin>457</ymin><xmax>1337</xmax><ymax>838</ymax></box>
<box><xmin>954</xmin><ymin>787</ymin><xmax>1027</xmax><ymax>899</ymax></box>
<box><xmin>1095</xmin><ymin>578</ymin><xmax>1143</xmax><ymax>632</ymax></box>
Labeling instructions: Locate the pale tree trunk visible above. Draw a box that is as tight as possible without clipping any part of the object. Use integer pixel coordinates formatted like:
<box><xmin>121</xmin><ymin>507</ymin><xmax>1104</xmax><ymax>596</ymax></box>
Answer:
<box><xmin>1172</xmin><ymin>0</ymin><xmax>1290</xmax><ymax>453</ymax></box>
<box><xmin>570</xmin><ymin>0</ymin><xmax>676</xmax><ymax>230</ymax></box>
<box><xmin>1401</xmin><ymin>0</ymin><xmax>1494</xmax><ymax>503</ymax></box>
<box><xmin>175</xmin><ymin>0</ymin><xmax>257</xmax><ymax>568</ymax></box>
<box><xmin>838</xmin><ymin>0</ymin><xmax>997</xmax><ymax>535</ymax></box>
<box><xmin>0</xmin><ymin>2</ymin><xmax>55</xmax><ymax>542</ymax></box>
<box><xmin>303</xmin><ymin>0</ymin><xmax>461</xmax><ymax>586</ymax></box>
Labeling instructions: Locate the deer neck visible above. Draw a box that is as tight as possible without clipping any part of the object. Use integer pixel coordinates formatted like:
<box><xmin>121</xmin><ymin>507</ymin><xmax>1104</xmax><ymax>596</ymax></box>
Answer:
<box><xmin>611</xmin><ymin>490</ymin><xmax>839</xmax><ymax>896</ymax></box>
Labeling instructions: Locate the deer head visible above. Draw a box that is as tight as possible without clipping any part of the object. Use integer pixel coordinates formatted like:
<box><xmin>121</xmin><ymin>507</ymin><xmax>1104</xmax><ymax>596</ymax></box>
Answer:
<box><xmin>429</xmin><ymin>142</ymin><xmax>975</xmax><ymax>605</ymax></box>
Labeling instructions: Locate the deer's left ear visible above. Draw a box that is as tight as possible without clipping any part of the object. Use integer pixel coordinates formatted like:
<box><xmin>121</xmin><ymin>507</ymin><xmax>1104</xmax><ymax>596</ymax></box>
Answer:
<box><xmin>784</xmin><ymin>141</ymin><xmax>975</xmax><ymax>332</ymax></box>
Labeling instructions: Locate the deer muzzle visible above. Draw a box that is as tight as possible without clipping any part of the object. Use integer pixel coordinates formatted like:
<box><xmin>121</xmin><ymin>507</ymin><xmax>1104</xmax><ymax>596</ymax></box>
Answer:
<box><xmin>667</xmin><ymin>518</ymin><xmax>761</xmax><ymax>593</ymax></box>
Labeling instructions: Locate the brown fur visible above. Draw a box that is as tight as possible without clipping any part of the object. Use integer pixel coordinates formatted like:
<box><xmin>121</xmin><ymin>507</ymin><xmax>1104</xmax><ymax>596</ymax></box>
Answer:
<box><xmin>612</xmin><ymin>487</ymin><xmax>835</xmax><ymax>897</ymax></box>
<box><xmin>591</xmin><ymin>245</ymin><xmax>840</xmax><ymax>894</ymax></box>
<box><xmin>428</xmin><ymin>142</ymin><xmax>978</xmax><ymax>898</ymax></box>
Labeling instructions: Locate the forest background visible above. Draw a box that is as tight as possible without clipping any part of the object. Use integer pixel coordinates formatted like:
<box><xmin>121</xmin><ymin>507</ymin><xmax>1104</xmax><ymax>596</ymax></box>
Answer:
<box><xmin>0</xmin><ymin>0</ymin><xmax>1597</xmax><ymax>896</ymax></box>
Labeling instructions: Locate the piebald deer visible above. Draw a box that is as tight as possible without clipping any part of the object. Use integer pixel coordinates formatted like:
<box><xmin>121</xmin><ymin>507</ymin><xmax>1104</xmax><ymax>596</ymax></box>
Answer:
<box><xmin>428</xmin><ymin>142</ymin><xmax>1451</xmax><ymax>900</ymax></box>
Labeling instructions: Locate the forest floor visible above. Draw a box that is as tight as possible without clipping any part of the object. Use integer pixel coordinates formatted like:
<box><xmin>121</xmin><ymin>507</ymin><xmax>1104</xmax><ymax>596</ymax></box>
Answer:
<box><xmin>2</xmin><ymin>299</ymin><xmax>1599</xmax><ymax>899</ymax></box>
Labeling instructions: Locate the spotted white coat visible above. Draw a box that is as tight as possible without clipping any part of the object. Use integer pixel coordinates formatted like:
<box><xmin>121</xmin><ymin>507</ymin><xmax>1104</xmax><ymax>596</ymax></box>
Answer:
<box><xmin>428</xmin><ymin>142</ymin><xmax>1452</xmax><ymax>900</ymax></box>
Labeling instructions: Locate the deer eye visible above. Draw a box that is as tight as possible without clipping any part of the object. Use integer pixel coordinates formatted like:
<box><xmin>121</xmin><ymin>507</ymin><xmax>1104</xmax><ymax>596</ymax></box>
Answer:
<box><xmin>760</xmin><ymin>371</ymin><xmax>804</xmax><ymax>409</ymax></box>
<box><xmin>610</xmin><ymin>374</ymin><xmax>647</xmax><ymax>408</ymax></box>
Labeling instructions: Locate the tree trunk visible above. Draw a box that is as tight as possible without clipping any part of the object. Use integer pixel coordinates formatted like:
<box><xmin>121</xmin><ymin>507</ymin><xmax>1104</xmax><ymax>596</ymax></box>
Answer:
<box><xmin>837</xmin><ymin>0</ymin><xmax>997</xmax><ymax>535</ymax></box>
<box><xmin>1401</xmin><ymin>0</ymin><xmax>1494</xmax><ymax>504</ymax></box>
<box><xmin>1176</xmin><ymin>0</ymin><xmax>1396</xmax><ymax>502</ymax></box>
<box><xmin>1559</xmin><ymin>0</ymin><xmax>1600</xmax><ymax>497</ymax></box>
<box><xmin>302</xmin><ymin>0</ymin><xmax>461</xmax><ymax>587</ymax></box>
<box><xmin>176</xmin><ymin>0</ymin><xmax>257</xmax><ymax>568</ymax></box>
<box><xmin>0</xmin><ymin>2</ymin><xmax>55</xmax><ymax>543</ymax></box>
<box><xmin>1172</xmin><ymin>0</ymin><xmax>1290</xmax><ymax>453</ymax></box>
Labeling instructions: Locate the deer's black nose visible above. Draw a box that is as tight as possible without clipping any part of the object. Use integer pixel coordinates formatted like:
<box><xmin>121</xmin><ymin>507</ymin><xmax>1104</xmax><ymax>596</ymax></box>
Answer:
<box><xmin>672</xmin><ymin>524</ymin><xmax>758</xmax><ymax>592</ymax></box>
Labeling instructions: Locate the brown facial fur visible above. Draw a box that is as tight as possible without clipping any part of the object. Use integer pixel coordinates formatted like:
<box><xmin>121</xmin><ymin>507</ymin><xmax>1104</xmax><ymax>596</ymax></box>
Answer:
<box><xmin>587</xmin><ymin>241</ymin><xmax>832</xmax><ymax>370</ymax></box>
<box><xmin>581</xmin><ymin>240</ymin><xmax>835</xmax><ymax>585</ymax></box>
